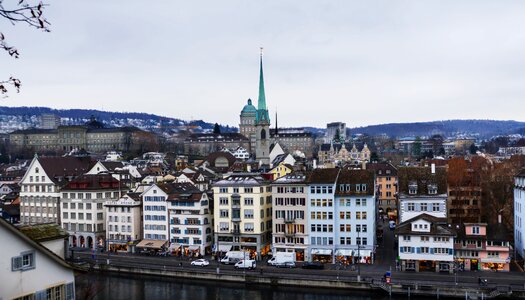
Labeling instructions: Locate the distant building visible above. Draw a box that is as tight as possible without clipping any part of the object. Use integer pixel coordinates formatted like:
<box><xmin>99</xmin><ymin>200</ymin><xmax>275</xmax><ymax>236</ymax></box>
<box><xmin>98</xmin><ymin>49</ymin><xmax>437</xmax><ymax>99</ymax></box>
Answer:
<box><xmin>366</xmin><ymin>162</ymin><xmax>398</xmax><ymax>215</ymax></box>
<box><xmin>104</xmin><ymin>193</ymin><xmax>142</xmax><ymax>253</ymax></box>
<box><xmin>40</xmin><ymin>114</ymin><xmax>61</xmax><ymax>130</ymax></box>
<box><xmin>326</xmin><ymin>122</ymin><xmax>346</xmax><ymax>143</ymax></box>
<box><xmin>318</xmin><ymin>143</ymin><xmax>371</xmax><ymax>166</ymax></box>
<box><xmin>270</xmin><ymin>128</ymin><xmax>316</xmax><ymax>159</ymax></box>
<box><xmin>10</xmin><ymin>117</ymin><xmax>158</xmax><ymax>154</ymax></box>
<box><xmin>183</xmin><ymin>133</ymin><xmax>250</xmax><ymax>158</ymax></box>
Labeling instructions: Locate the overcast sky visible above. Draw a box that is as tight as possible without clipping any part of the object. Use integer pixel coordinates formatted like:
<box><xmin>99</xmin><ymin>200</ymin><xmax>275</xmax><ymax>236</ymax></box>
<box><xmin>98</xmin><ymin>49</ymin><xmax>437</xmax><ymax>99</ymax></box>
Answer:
<box><xmin>2</xmin><ymin>1</ymin><xmax>525</xmax><ymax>128</ymax></box>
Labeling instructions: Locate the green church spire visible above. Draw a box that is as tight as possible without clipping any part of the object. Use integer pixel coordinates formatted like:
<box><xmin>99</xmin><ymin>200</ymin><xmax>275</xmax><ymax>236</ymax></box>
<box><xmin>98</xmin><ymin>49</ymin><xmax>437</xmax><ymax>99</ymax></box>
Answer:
<box><xmin>256</xmin><ymin>47</ymin><xmax>270</xmax><ymax>124</ymax></box>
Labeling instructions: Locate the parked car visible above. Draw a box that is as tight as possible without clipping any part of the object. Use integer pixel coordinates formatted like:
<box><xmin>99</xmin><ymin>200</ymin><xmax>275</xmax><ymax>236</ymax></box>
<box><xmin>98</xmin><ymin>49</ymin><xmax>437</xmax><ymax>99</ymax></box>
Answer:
<box><xmin>275</xmin><ymin>261</ymin><xmax>296</xmax><ymax>268</ymax></box>
<box><xmin>301</xmin><ymin>262</ymin><xmax>324</xmax><ymax>270</ymax></box>
<box><xmin>191</xmin><ymin>259</ymin><xmax>210</xmax><ymax>267</ymax></box>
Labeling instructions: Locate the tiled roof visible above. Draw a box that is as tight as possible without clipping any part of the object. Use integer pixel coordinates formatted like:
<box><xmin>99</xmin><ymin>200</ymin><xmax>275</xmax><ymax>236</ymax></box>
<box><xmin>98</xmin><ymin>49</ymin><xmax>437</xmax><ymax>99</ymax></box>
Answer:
<box><xmin>38</xmin><ymin>156</ymin><xmax>94</xmax><ymax>184</ymax></box>
<box><xmin>18</xmin><ymin>223</ymin><xmax>68</xmax><ymax>243</ymax></box>
<box><xmin>214</xmin><ymin>173</ymin><xmax>269</xmax><ymax>187</ymax></box>
<box><xmin>335</xmin><ymin>169</ymin><xmax>375</xmax><ymax>196</ymax></box>
<box><xmin>272</xmin><ymin>172</ymin><xmax>308</xmax><ymax>184</ymax></box>
<box><xmin>397</xmin><ymin>166</ymin><xmax>447</xmax><ymax>195</ymax></box>
<box><xmin>62</xmin><ymin>174</ymin><xmax>121</xmax><ymax>190</ymax></box>
<box><xmin>517</xmin><ymin>168</ymin><xmax>525</xmax><ymax>178</ymax></box>
<box><xmin>366</xmin><ymin>162</ymin><xmax>398</xmax><ymax>176</ymax></box>
<box><xmin>156</xmin><ymin>182</ymin><xmax>203</xmax><ymax>202</ymax></box>
<box><xmin>487</xmin><ymin>223</ymin><xmax>512</xmax><ymax>242</ymax></box>
<box><xmin>306</xmin><ymin>168</ymin><xmax>340</xmax><ymax>184</ymax></box>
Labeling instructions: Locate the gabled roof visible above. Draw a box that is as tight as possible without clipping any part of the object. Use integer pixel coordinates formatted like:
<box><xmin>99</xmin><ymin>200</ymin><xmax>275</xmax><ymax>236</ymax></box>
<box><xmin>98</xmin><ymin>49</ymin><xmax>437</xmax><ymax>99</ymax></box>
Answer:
<box><xmin>395</xmin><ymin>213</ymin><xmax>455</xmax><ymax>236</ymax></box>
<box><xmin>156</xmin><ymin>182</ymin><xmax>203</xmax><ymax>202</ymax></box>
<box><xmin>0</xmin><ymin>218</ymin><xmax>75</xmax><ymax>271</ymax></box>
<box><xmin>214</xmin><ymin>173</ymin><xmax>269</xmax><ymax>187</ymax></box>
<box><xmin>517</xmin><ymin>168</ymin><xmax>525</xmax><ymax>178</ymax></box>
<box><xmin>100</xmin><ymin>161</ymin><xmax>126</xmax><ymax>171</ymax></box>
<box><xmin>35</xmin><ymin>156</ymin><xmax>94</xmax><ymax>184</ymax></box>
<box><xmin>272</xmin><ymin>172</ymin><xmax>309</xmax><ymax>184</ymax></box>
<box><xmin>487</xmin><ymin>223</ymin><xmax>512</xmax><ymax>242</ymax></box>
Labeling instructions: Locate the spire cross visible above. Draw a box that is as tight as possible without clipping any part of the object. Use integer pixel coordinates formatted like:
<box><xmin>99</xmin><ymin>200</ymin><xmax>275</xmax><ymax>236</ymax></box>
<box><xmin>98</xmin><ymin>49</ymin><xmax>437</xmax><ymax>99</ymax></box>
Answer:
<box><xmin>260</xmin><ymin>47</ymin><xmax>264</xmax><ymax>57</ymax></box>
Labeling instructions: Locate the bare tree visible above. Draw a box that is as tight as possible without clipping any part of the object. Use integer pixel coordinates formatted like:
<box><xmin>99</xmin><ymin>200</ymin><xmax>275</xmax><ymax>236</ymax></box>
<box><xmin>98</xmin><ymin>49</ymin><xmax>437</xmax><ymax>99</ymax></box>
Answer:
<box><xmin>0</xmin><ymin>0</ymin><xmax>50</xmax><ymax>95</ymax></box>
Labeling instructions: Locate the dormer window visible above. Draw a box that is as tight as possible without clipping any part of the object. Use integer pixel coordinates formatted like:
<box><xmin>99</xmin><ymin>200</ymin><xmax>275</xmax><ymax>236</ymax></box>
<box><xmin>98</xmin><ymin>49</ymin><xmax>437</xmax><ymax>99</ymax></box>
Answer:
<box><xmin>428</xmin><ymin>184</ymin><xmax>438</xmax><ymax>195</ymax></box>
<box><xmin>386</xmin><ymin>170</ymin><xmax>391</xmax><ymax>174</ymax></box>
<box><xmin>35</xmin><ymin>167</ymin><xmax>39</xmax><ymax>174</ymax></box>
<box><xmin>408</xmin><ymin>181</ymin><xmax>417</xmax><ymax>195</ymax></box>
<box><xmin>361</xmin><ymin>184</ymin><xmax>367</xmax><ymax>192</ymax></box>
<box><xmin>472</xmin><ymin>226</ymin><xmax>480</xmax><ymax>235</ymax></box>
<box><xmin>356</xmin><ymin>185</ymin><xmax>361</xmax><ymax>192</ymax></box>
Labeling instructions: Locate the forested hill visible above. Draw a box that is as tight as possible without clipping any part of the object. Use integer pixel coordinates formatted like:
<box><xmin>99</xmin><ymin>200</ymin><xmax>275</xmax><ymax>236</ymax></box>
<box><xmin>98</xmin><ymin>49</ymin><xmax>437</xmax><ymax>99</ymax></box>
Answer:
<box><xmin>350</xmin><ymin>120</ymin><xmax>525</xmax><ymax>138</ymax></box>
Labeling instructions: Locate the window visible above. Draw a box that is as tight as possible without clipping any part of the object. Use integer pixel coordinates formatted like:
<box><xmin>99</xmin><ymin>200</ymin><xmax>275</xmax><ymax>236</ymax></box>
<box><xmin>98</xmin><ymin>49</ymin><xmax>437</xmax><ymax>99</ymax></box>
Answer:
<box><xmin>244</xmin><ymin>209</ymin><xmax>254</xmax><ymax>219</ymax></box>
<box><xmin>403</xmin><ymin>235</ymin><xmax>411</xmax><ymax>241</ymax></box>
<box><xmin>408</xmin><ymin>203</ymin><xmax>415</xmax><ymax>211</ymax></box>
<box><xmin>432</xmin><ymin>203</ymin><xmax>440</xmax><ymax>212</ymax></box>
<box><xmin>219</xmin><ymin>197</ymin><xmax>229</xmax><ymax>205</ymax></box>
<box><xmin>421</xmin><ymin>236</ymin><xmax>429</xmax><ymax>242</ymax></box>
<box><xmin>472</xmin><ymin>226</ymin><xmax>480</xmax><ymax>235</ymax></box>
<box><xmin>220</xmin><ymin>209</ymin><xmax>229</xmax><ymax>218</ymax></box>
<box><xmin>420</xmin><ymin>203</ymin><xmax>427</xmax><ymax>212</ymax></box>
<box><xmin>244</xmin><ymin>198</ymin><xmax>254</xmax><ymax>205</ymax></box>
<box><xmin>12</xmin><ymin>251</ymin><xmax>35</xmax><ymax>271</ymax></box>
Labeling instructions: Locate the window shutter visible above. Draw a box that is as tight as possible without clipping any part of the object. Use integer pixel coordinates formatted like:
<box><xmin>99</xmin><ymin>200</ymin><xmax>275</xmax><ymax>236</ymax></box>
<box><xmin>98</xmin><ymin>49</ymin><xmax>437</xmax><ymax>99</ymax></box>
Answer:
<box><xmin>417</xmin><ymin>247</ymin><xmax>421</xmax><ymax>254</ymax></box>
<box><xmin>399</xmin><ymin>247</ymin><xmax>404</xmax><ymax>253</ymax></box>
<box><xmin>430</xmin><ymin>248</ymin><xmax>434</xmax><ymax>254</ymax></box>
<box><xmin>448</xmin><ymin>248</ymin><xmax>453</xmax><ymax>255</ymax></box>
<box><xmin>11</xmin><ymin>256</ymin><xmax>22</xmax><ymax>271</ymax></box>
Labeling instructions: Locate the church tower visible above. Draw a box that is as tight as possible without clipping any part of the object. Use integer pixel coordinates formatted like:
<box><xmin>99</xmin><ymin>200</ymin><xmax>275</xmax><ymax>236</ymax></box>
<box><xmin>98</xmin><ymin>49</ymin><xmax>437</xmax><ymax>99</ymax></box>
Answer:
<box><xmin>255</xmin><ymin>48</ymin><xmax>270</xmax><ymax>165</ymax></box>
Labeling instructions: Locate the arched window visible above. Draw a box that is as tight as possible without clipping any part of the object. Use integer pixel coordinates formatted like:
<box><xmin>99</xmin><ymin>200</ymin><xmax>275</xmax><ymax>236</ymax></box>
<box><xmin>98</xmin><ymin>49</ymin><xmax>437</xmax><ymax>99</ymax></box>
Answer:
<box><xmin>35</xmin><ymin>167</ymin><xmax>39</xmax><ymax>173</ymax></box>
<box><xmin>260</xmin><ymin>129</ymin><xmax>266</xmax><ymax>140</ymax></box>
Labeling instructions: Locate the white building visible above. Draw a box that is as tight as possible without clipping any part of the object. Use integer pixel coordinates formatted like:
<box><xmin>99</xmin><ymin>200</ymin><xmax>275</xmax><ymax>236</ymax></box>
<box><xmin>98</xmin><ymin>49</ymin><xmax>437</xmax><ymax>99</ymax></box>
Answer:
<box><xmin>19</xmin><ymin>155</ymin><xmax>92</xmax><ymax>225</ymax></box>
<box><xmin>398</xmin><ymin>166</ymin><xmax>448</xmax><ymax>223</ymax></box>
<box><xmin>166</xmin><ymin>183</ymin><xmax>213</xmax><ymax>256</ymax></box>
<box><xmin>307</xmin><ymin>169</ymin><xmax>339</xmax><ymax>263</ymax></box>
<box><xmin>334</xmin><ymin>169</ymin><xmax>376</xmax><ymax>265</ymax></box>
<box><xmin>515</xmin><ymin>169</ymin><xmax>525</xmax><ymax>260</ymax></box>
<box><xmin>0</xmin><ymin>218</ymin><xmax>75</xmax><ymax>300</ymax></box>
<box><xmin>61</xmin><ymin>174</ymin><xmax>121</xmax><ymax>249</ymax></box>
<box><xmin>105</xmin><ymin>192</ymin><xmax>142</xmax><ymax>253</ymax></box>
<box><xmin>396</xmin><ymin>214</ymin><xmax>455</xmax><ymax>272</ymax></box>
<box><xmin>271</xmin><ymin>173</ymin><xmax>308</xmax><ymax>261</ymax></box>
<box><xmin>140</xmin><ymin>184</ymin><xmax>170</xmax><ymax>249</ymax></box>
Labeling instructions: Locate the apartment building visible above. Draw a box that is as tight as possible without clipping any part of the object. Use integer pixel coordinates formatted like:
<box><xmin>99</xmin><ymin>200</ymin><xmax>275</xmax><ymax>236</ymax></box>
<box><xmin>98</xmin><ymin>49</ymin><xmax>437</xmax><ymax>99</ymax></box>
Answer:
<box><xmin>105</xmin><ymin>193</ymin><xmax>142</xmax><ymax>253</ymax></box>
<box><xmin>367</xmin><ymin>162</ymin><xmax>398</xmax><ymax>215</ymax></box>
<box><xmin>514</xmin><ymin>169</ymin><xmax>525</xmax><ymax>260</ymax></box>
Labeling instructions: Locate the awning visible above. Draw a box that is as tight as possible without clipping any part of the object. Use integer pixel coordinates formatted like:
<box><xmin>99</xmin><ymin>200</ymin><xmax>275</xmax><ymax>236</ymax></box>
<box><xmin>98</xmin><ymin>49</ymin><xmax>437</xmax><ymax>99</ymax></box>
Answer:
<box><xmin>311</xmin><ymin>248</ymin><xmax>332</xmax><ymax>255</ymax></box>
<box><xmin>480</xmin><ymin>257</ymin><xmax>510</xmax><ymax>264</ymax></box>
<box><xmin>136</xmin><ymin>239</ymin><xmax>168</xmax><ymax>249</ymax></box>
<box><xmin>189</xmin><ymin>245</ymin><xmax>200</xmax><ymax>251</ymax></box>
<box><xmin>169</xmin><ymin>243</ymin><xmax>181</xmax><ymax>250</ymax></box>
<box><xmin>355</xmin><ymin>249</ymin><xmax>372</xmax><ymax>257</ymax></box>
<box><xmin>335</xmin><ymin>249</ymin><xmax>354</xmax><ymax>256</ymax></box>
<box><xmin>218</xmin><ymin>244</ymin><xmax>232</xmax><ymax>252</ymax></box>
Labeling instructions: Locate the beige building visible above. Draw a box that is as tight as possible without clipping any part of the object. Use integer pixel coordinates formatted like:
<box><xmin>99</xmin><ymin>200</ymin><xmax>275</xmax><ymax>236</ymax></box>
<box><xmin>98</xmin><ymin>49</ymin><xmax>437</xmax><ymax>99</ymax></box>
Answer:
<box><xmin>105</xmin><ymin>193</ymin><xmax>143</xmax><ymax>253</ymax></box>
<box><xmin>212</xmin><ymin>173</ymin><xmax>272</xmax><ymax>259</ymax></box>
<box><xmin>318</xmin><ymin>143</ymin><xmax>371</xmax><ymax>166</ymax></box>
<box><xmin>271</xmin><ymin>173</ymin><xmax>309</xmax><ymax>261</ymax></box>
<box><xmin>367</xmin><ymin>162</ymin><xmax>398</xmax><ymax>215</ymax></box>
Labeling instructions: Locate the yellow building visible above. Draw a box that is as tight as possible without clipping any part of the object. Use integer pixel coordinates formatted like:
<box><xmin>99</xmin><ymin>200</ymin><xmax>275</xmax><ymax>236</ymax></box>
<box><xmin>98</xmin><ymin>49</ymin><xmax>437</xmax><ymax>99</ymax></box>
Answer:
<box><xmin>269</xmin><ymin>163</ymin><xmax>293</xmax><ymax>180</ymax></box>
<box><xmin>212</xmin><ymin>173</ymin><xmax>272</xmax><ymax>259</ymax></box>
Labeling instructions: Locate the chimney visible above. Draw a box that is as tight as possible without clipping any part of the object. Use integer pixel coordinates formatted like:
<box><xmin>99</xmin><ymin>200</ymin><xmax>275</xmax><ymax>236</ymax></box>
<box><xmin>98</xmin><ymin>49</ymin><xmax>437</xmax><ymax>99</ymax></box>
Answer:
<box><xmin>247</xmin><ymin>164</ymin><xmax>251</xmax><ymax>173</ymax></box>
<box><xmin>498</xmin><ymin>214</ymin><xmax>502</xmax><ymax>224</ymax></box>
<box><xmin>431</xmin><ymin>163</ymin><xmax>436</xmax><ymax>174</ymax></box>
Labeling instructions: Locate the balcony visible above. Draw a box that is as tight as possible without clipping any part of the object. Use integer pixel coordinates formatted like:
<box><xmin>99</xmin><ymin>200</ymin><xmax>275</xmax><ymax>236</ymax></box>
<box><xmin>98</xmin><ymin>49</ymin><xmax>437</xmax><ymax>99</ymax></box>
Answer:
<box><xmin>285</xmin><ymin>231</ymin><xmax>295</xmax><ymax>237</ymax></box>
<box><xmin>284</xmin><ymin>217</ymin><xmax>296</xmax><ymax>223</ymax></box>
<box><xmin>231</xmin><ymin>229</ymin><xmax>241</xmax><ymax>235</ymax></box>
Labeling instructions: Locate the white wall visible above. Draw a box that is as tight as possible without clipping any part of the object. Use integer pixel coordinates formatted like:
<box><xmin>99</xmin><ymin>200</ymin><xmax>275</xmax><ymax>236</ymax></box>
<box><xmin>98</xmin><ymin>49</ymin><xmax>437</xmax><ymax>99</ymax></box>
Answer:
<box><xmin>41</xmin><ymin>239</ymin><xmax>66</xmax><ymax>259</ymax></box>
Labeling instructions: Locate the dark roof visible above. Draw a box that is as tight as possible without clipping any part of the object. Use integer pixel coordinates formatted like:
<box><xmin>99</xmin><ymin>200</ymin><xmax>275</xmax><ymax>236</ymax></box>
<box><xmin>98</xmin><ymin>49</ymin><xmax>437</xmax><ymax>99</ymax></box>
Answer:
<box><xmin>366</xmin><ymin>162</ymin><xmax>398</xmax><ymax>176</ymax></box>
<box><xmin>395</xmin><ymin>213</ymin><xmax>455</xmax><ymax>236</ymax></box>
<box><xmin>306</xmin><ymin>168</ymin><xmax>340</xmax><ymax>184</ymax></box>
<box><xmin>62</xmin><ymin>174</ymin><xmax>121</xmax><ymax>191</ymax></box>
<box><xmin>272</xmin><ymin>154</ymin><xmax>288</xmax><ymax>166</ymax></box>
<box><xmin>319</xmin><ymin>143</ymin><xmax>365</xmax><ymax>152</ymax></box>
<box><xmin>18</xmin><ymin>223</ymin><xmax>69</xmax><ymax>243</ymax></box>
<box><xmin>100</xmin><ymin>161</ymin><xmax>126</xmax><ymax>171</ymax></box>
<box><xmin>10</xmin><ymin>128</ymin><xmax>57</xmax><ymax>135</ymax></box>
<box><xmin>156</xmin><ymin>182</ymin><xmax>203</xmax><ymax>202</ymax></box>
<box><xmin>185</xmin><ymin>133</ymin><xmax>249</xmax><ymax>142</ymax></box>
<box><xmin>37</xmin><ymin>156</ymin><xmax>94</xmax><ymax>184</ymax></box>
<box><xmin>86</xmin><ymin>126</ymin><xmax>141</xmax><ymax>133</ymax></box>
<box><xmin>397</xmin><ymin>166</ymin><xmax>447</xmax><ymax>195</ymax></box>
<box><xmin>0</xmin><ymin>218</ymin><xmax>76</xmax><ymax>271</ymax></box>
<box><xmin>335</xmin><ymin>169</ymin><xmax>375</xmax><ymax>196</ymax></box>
<box><xmin>517</xmin><ymin>168</ymin><xmax>525</xmax><ymax>178</ymax></box>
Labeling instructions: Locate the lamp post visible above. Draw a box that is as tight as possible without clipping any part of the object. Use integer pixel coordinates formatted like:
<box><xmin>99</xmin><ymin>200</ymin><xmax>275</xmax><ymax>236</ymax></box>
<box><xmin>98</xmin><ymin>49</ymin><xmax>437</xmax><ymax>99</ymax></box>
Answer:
<box><xmin>216</xmin><ymin>224</ymin><xmax>220</xmax><ymax>275</ymax></box>
<box><xmin>357</xmin><ymin>227</ymin><xmax>361</xmax><ymax>282</ymax></box>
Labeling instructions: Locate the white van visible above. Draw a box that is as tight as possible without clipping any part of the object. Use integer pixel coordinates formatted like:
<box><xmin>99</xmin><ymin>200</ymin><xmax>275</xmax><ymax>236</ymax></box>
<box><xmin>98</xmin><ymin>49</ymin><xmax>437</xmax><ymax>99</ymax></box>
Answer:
<box><xmin>268</xmin><ymin>252</ymin><xmax>295</xmax><ymax>266</ymax></box>
<box><xmin>220</xmin><ymin>251</ymin><xmax>246</xmax><ymax>265</ymax></box>
<box><xmin>234</xmin><ymin>259</ymin><xmax>256</xmax><ymax>270</ymax></box>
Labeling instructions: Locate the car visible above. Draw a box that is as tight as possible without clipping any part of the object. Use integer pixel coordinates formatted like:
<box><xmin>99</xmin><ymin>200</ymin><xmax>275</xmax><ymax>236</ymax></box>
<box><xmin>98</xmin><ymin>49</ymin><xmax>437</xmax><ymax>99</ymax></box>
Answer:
<box><xmin>301</xmin><ymin>262</ymin><xmax>325</xmax><ymax>270</ymax></box>
<box><xmin>275</xmin><ymin>261</ymin><xmax>296</xmax><ymax>268</ymax></box>
<box><xmin>191</xmin><ymin>259</ymin><xmax>210</xmax><ymax>267</ymax></box>
<box><xmin>389</xmin><ymin>220</ymin><xmax>396</xmax><ymax>230</ymax></box>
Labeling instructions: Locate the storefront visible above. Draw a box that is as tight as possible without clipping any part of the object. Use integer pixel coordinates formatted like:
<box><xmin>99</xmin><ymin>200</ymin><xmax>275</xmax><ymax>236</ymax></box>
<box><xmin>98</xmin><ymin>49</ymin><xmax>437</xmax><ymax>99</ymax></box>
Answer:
<box><xmin>136</xmin><ymin>239</ymin><xmax>168</xmax><ymax>253</ymax></box>
<box><xmin>480</xmin><ymin>258</ymin><xmax>510</xmax><ymax>271</ymax></box>
<box><xmin>335</xmin><ymin>249</ymin><xmax>353</xmax><ymax>265</ymax></box>
<box><xmin>311</xmin><ymin>248</ymin><xmax>333</xmax><ymax>263</ymax></box>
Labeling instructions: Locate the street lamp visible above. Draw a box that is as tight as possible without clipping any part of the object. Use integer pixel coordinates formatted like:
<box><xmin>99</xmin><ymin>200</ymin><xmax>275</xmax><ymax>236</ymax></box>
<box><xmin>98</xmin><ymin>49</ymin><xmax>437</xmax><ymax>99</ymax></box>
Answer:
<box><xmin>357</xmin><ymin>227</ymin><xmax>361</xmax><ymax>282</ymax></box>
<box><xmin>216</xmin><ymin>224</ymin><xmax>220</xmax><ymax>275</ymax></box>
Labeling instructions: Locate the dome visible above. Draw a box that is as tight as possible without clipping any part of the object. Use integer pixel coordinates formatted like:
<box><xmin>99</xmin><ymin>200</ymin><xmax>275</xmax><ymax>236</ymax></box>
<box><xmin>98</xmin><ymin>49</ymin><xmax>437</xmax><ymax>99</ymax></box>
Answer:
<box><xmin>241</xmin><ymin>99</ymin><xmax>257</xmax><ymax>115</ymax></box>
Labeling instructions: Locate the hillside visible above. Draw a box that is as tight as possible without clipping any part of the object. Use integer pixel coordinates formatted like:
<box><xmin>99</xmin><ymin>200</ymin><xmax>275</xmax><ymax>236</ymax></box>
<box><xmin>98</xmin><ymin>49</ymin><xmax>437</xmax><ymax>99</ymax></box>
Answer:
<box><xmin>350</xmin><ymin>120</ymin><xmax>525</xmax><ymax>138</ymax></box>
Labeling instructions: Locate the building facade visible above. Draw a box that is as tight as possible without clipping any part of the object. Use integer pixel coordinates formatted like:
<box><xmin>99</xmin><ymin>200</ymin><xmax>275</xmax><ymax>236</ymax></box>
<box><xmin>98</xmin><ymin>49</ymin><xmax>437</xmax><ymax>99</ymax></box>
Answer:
<box><xmin>317</xmin><ymin>143</ymin><xmax>371</xmax><ymax>166</ymax></box>
<box><xmin>105</xmin><ymin>193</ymin><xmax>142</xmax><ymax>253</ymax></box>
<box><xmin>19</xmin><ymin>156</ymin><xmax>93</xmax><ymax>225</ymax></box>
<box><xmin>271</xmin><ymin>173</ymin><xmax>308</xmax><ymax>261</ymax></box>
<box><xmin>212</xmin><ymin>173</ymin><xmax>272</xmax><ymax>259</ymax></box>
<box><xmin>325</xmin><ymin>122</ymin><xmax>346</xmax><ymax>143</ymax></box>
<box><xmin>515</xmin><ymin>169</ymin><xmax>525</xmax><ymax>260</ymax></box>
<box><xmin>367</xmin><ymin>162</ymin><xmax>398</xmax><ymax>216</ymax></box>
<box><xmin>61</xmin><ymin>174</ymin><xmax>121</xmax><ymax>249</ymax></box>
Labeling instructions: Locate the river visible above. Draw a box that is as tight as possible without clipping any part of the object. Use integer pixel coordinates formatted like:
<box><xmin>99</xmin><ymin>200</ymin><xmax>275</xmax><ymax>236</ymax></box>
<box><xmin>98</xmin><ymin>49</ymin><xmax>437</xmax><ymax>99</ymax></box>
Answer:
<box><xmin>75</xmin><ymin>272</ymin><xmax>429</xmax><ymax>300</ymax></box>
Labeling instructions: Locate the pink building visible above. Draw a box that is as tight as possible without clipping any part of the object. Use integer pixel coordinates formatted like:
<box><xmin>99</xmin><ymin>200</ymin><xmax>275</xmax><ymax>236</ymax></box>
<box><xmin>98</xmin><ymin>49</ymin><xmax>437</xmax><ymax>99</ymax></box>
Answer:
<box><xmin>454</xmin><ymin>223</ymin><xmax>511</xmax><ymax>272</ymax></box>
